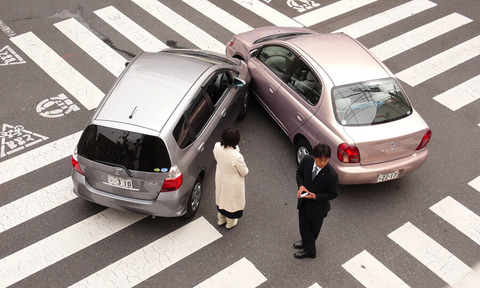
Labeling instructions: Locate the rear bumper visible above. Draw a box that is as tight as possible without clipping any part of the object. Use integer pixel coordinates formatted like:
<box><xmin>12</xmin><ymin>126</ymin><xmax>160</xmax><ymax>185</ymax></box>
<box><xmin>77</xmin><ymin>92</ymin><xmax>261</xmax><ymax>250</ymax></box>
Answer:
<box><xmin>72</xmin><ymin>171</ymin><xmax>190</xmax><ymax>217</ymax></box>
<box><xmin>334</xmin><ymin>149</ymin><xmax>428</xmax><ymax>185</ymax></box>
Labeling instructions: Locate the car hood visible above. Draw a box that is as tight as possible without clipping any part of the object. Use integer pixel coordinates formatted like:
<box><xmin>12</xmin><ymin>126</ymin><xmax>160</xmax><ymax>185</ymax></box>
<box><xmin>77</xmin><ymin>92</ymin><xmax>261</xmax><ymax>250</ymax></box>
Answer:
<box><xmin>342</xmin><ymin>113</ymin><xmax>429</xmax><ymax>165</ymax></box>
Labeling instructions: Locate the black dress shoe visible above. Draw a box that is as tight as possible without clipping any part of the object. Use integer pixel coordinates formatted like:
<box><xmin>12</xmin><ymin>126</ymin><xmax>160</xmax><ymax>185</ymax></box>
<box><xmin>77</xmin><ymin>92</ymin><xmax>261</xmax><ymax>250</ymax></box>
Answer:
<box><xmin>294</xmin><ymin>251</ymin><xmax>316</xmax><ymax>259</ymax></box>
<box><xmin>293</xmin><ymin>241</ymin><xmax>304</xmax><ymax>249</ymax></box>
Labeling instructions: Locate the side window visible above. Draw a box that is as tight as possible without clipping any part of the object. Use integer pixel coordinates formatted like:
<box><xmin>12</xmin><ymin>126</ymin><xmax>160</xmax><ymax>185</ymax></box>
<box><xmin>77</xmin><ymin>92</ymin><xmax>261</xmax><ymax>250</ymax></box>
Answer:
<box><xmin>173</xmin><ymin>91</ymin><xmax>214</xmax><ymax>149</ymax></box>
<box><xmin>205</xmin><ymin>71</ymin><xmax>232</xmax><ymax>106</ymax></box>
<box><xmin>286</xmin><ymin>62</ymin><xmax>322</xmax><ymax>106</ymax></box>
<box><xmin>258</xmin><ymin>46</ymin><xmax>296</xmax><ymax>77</ymax></box>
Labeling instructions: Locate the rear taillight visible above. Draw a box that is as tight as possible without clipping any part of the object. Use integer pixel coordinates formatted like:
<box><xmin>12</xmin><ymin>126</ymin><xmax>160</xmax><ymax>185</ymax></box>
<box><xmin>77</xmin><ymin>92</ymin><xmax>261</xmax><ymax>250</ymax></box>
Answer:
<box><xmin>71</xmin><ymin>147</ymin><xmax>84</xmax><ymax>175</ymax></box>
<box><xmin>337</xmin><ymin>143</ymin><xmax>360</xmax><ymax>163</ymax></box>
<box><xmin>227</xmin><ymin>37</ymin><xmax>235</xmax><ymax>46</ymax></box>
<box><xmin>161</xmin><ymin>165</ymin><xmax>183</xmax><ymax>192</ymax></box>
<box><xmin>416</xmin><ymin>129</ymin><xmax>432</xmax><ymax>150</ymax></box>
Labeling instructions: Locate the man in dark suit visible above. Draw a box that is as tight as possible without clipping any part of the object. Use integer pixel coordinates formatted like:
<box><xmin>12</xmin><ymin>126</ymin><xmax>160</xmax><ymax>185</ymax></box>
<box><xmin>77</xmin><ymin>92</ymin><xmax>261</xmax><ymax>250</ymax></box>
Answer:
<box><xmin>294</xmin><ymin>143</ymin><xmax>338</xmax><ymax>259</ymax></box>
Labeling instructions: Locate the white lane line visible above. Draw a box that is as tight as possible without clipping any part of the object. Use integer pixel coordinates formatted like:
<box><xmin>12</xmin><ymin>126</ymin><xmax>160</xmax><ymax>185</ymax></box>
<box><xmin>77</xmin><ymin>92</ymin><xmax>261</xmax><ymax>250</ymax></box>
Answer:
<box><xmin>342</xmin><ymin>250</ymin><xmax>410</xmax><ymax>288</ymax></box>
<box><xmin>433</xmin><ymin>74</ymin><xmax>480</xmax><ymax>111</ymax></box>
<box><xmin>70</xmin><ymin>217</ymin><xmax>222</xmax><ymax>288</ymax></box>
<box><xmin>94</xmin><ymin>6</ymin><xmax>167</xmax><ymax>52</ymax></box>
<box><xmin>0</xmin><ymin>178</ymin><xmax>76</xmax><ymax>233</ymax></box>
<box><xmin>0</xmin><ymin>131</ymin><xmax>82</xmax><ymax>185</ymax></box>
<box><xmin>193</xmin><ymin>257</ymin><xmax>267</xmax><ymax>288</ymax></box>
<box><xmin>388</xmin><ymin>222</ymin><xmax>473</xmax><ymax>286</ymax></box>
<box><xmin>10</xmin><ymin>32</ymin><xmax>104</xmax><ymax>110</ymax></box>
<box><xmin>132</xmin><ymin>0</ymin><xmax>224</xmax><ymax>54</ymax></box>
<box><xmin>184</xmin><ymin>0</ymin><xmax>253</xmax><ymax>35</ymax></box>
<box><xmin>232</xmin><ymin>0</ymin><xmax>302</xmax><ymax>28</ymax></box>
<box><xmin>333</xmin><ymin>0</ymin><xmax>436</xmax><ymax>38</ymax></box>
<box><xmin>294</xmin><ymin>0</ymin><xmax>377</xmax><ymax>27</ymax></box>
<box><xmin>430</xmin><ymin>196</ymin><xmax>480</xmax><ymax>246</ymax></box>
<box><xmin>308</xmin><ymin>284</ymin><xmax>322</xmax><ymax>288</ymax></box>
<box><xmin>469</xmin><ymin>176</ymin><xmax>480</xmax><ymax>192</ymax></box>
<box><xmin>0</xmin><ymin>209</ymin><xmax>146</xmax><ymax>288</ymax></box>
<box><xmin>54</xmin><ymin>18</ymin><xmax>127</xmax><ymax>77</ymax></box>
<box><xmin>370</xmin><ymin>13</ymin><xmax>472</xmax><ymax>61</ymax></box>
<box><xmin>395</xmin><ymin>35</ymin><xmax>480</xmax><ymax>87</ymax></box>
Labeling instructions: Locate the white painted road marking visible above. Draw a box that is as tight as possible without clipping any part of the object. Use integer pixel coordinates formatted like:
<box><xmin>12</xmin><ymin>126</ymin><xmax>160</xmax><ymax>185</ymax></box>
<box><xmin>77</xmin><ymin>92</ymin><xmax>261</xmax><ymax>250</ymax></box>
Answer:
<box><xmin>294</xmin><ymin>0</ymin><xmax>377</xmax><ymax>27</ymax></box>
<box><xmin>433</xmin><ymin>75</ymin><xmax>480</xmax><ymax>111</ymax></box>
<box><xmin>0</xmin><ymin>209</ymin><xmax>146</xmax><ymax>288</ymax></box>
<box><xmin>10</xmin><ymin>32</ymin><xmax>104</xmax><ymax>110</ymax></box>
<box><xmin>194</xmin><ymin>257</ymin><xmax>267</xmax><ymax>288</ymax></box>
<box><xmin>232</xmin><ymin>0</ymin><xmax>302</xmax><ymax>28</ymax></box>
<box><xmin>342</xmin><ymin>250</ymin><xmax>410</xmax><ymax>288</ymax></box>
<box><xmin>132</xmin><ymin>0</ymin><xmax>225</xmax><ymax>53</ymax></box>
<box><xmin>370</xmin><ymin>13</ymin><xmax>472</xmax><ymax>61</ymax></box>
<box><xmin>70</xmin><ymin>217</ymin><xmax>221</xmax><ymax>288</ymax></box>
<box><xmin>468</xmin><ymin>176</ymin><xmax>480</xmax><ymax>192</ymax></box>
<box><xmin>395</xmin><ymin>35</ymin><xmax>480</xmax><ymax>87</ymax></box>
<box><xmin>54</xmin><ymin>18</ymin><xmax>127</xmax><ymax>77</ymax></box>
<box><xmin>388</xmin><ymin>222</ymin><xmax>473</xmax><ymax>286</ymax></box>
<box><xmin>430</xmin><ymin>196</ymin><xmax>480</xmax><ymax>246</ymax></box>
<box><xmin>0</xmin><ymin>130</ymin><xmax>82</xmax><ymax>185</ymax></box>
<box><xmin>94</xmin><ymin>6</ymin><xmax>168</xmax><ymax>52</ymax></box>
<box><xmin>334</xmin><ymin>0</ymin><xmax>436</xmax><ymax>38</ymax></box>
<box><xmin>0</xmin><ymin>177</ymin><xmax>76</xmax><ymax>233</ymax></box>
<box><xmin>184</xmin><ymin>0</ymin><xmax>253</xmax><ymax>35</ymax></box>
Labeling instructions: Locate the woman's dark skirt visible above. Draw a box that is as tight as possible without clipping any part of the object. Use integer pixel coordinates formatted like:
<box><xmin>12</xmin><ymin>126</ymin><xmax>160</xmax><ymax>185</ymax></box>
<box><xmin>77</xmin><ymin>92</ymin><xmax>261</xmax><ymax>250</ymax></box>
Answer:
<box><xmin>217</xmin><ymin>205</ymin><xmax>243</xmax><ymax>219</ymax></box>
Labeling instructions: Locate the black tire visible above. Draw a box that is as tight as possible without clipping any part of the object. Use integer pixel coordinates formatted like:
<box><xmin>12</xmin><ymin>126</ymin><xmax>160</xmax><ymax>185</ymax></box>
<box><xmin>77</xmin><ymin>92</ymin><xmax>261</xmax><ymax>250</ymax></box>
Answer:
<box><xmin>237</xmin><ymin>89</ymin><xmax>250</xmax><ymax>120</ymax></box>
<box><xmin>184</xmin><ymin>177</ymin><xmax>202</xmax><ymax>219</ymax></box>
<box><xmin>295</xmin><ymin>139</ymin><xmax>312</xmax><ymax>166</ymax></box>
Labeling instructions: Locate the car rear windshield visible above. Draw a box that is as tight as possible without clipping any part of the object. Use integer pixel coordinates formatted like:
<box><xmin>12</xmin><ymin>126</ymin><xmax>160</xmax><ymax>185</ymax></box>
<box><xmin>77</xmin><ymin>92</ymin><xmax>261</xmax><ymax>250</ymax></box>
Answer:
<box><xmin>77</xmin><ymin>125</ymin><xmax>171</xmax><ymax>172</ymax></box>
<box><xmin>332</xmin><ymin>78</ymin><xmax>412</xmax><ymax>126</ymax></box>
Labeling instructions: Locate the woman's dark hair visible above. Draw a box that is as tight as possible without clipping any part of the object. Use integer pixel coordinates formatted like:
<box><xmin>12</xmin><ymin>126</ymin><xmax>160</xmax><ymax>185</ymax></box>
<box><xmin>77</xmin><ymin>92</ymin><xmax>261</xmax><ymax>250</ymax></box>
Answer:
<box><xmin>221</xmin><ymin>127</ymin><xmax>240</xmax><ymax>148</ymax></box>
<box><xmin>312</xmin><ymin>143</ymin><xmax>331</xmax><ymax>158</ymax></box>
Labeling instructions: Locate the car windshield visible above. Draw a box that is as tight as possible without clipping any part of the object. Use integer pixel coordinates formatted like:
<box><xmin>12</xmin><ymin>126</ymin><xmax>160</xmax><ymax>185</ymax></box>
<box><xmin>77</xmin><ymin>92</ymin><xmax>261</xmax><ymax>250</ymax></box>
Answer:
<box><xmin>77</xmin><ymin>125</ymin><xmax>172</xmax><ymax>172</ymax></box>
<box><xmin>332</xmin><ymin>78</ymin><xmax>412</xmax><ymax>126</ymax></box>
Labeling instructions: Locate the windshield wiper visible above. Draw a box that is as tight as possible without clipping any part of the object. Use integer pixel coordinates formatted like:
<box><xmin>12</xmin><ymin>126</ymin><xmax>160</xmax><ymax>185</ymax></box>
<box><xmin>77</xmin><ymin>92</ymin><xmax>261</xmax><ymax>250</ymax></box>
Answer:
<box><xmin>97</xmin><ymin>160</ymin><xmax>133</xmax><ymax>177</ymax></box>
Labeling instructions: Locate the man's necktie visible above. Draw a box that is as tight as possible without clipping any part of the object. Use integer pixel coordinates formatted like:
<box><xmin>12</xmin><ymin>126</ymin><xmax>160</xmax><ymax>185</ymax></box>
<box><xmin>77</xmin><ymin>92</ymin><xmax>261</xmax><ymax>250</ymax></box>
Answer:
<box><xmin>312</xmin><ymin>167</ymin><xmax>319</xmax><ymax>180</ymax></box>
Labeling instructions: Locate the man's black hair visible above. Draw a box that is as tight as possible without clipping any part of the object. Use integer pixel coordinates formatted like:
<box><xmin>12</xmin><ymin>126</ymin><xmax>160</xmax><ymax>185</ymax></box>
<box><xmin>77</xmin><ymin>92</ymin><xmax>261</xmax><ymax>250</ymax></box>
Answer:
<box><xmin>312</xmin><ymin>143</ymin><xmax>331</xmax><ymax>158</ymax></box>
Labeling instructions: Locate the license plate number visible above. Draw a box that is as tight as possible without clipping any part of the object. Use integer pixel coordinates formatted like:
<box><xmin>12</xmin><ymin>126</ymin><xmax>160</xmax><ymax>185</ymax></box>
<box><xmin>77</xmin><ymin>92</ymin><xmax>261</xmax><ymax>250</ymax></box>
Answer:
<box><xmin>108</xmin><ymin>175</ymin><xmax>133</xmax><ymax>188</ymax></box>
<box><xmin>377</xmin><ymin>171</ymin><xmax>399</xmax><ymax>182</ymax></box>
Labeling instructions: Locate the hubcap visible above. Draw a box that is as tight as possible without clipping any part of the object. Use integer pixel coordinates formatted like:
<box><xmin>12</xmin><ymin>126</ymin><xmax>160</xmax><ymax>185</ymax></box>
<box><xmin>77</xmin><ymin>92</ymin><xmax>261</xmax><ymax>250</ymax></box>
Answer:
<box><xmin>297</xmin><ymin>146</ymin><xmax>309</xmax><ymax>164</ymax></box>
<box><xmin>191</xmin><ymin>182</ymin><xmax>202</xmax><ymax>212</ymax></box>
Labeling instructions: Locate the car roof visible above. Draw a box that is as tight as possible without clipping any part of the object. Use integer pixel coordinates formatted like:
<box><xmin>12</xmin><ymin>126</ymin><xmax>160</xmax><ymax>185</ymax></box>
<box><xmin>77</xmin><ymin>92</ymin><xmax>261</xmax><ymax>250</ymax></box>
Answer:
<box><xmin>95</xmin><ymin>51</ymin><xmax>214</xmax><ymax>133</ymax></box>
<box><xmin>287</xmin><ymin>33</ymin><xmax>390</xmax><ymax>86</ymax></box>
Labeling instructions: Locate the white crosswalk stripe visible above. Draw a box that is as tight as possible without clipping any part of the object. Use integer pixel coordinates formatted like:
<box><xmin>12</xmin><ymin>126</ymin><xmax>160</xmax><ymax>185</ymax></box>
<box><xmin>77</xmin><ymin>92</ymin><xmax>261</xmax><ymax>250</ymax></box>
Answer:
<box><xmin>0</xmin><ymin>209</ymin><xmax>146</xmax><ymax>287</ymax></box>
<box><xmin>430</xmin><ymin>196</ymin><xmax>480</xmax><ymax>246</ymax></box>
<box><xmin>388</xmin><ymin>222</ymin><xmax>473</xmax><ymax>286</ymax></box>
<box><xmin>395</xmin><ymin>35</ymin><xmax>480</xmax><ymax>87</ymax></box>
<box><xmin>0</xmin><ymin>177</ymin><xmax>75</xmax><ymax>233</ymax></box>
<box><xmin>370</xmin><ymin>13</ymin><xmax>472</xmax><ymax>61</ymax></box>
<box><xmin>132</xmin><ymin>0</ymin><xmax>225</xmax><ymax>53</ymax></box>
<box><xmin>184</xmin><ymin>0</ymin><xmax>253</xmax><ymax>35</ymax></box>
<box><xmin>334</xmin><ymin>0</ymin><xmax>437</xmax><ymax>38</ymax></box>
<box><xmin>343</xmin><ymin>250</ymin><xmax>410</xmax><ymax>288</ymax></box>
<box><xmin>54</xmin><ymin>18</ymin><xmax>127</xmax><ymax>77</ymax></box>
<box><xmin>9</xmin><ymin>32</ymin><xmax>104</xmax><ymax>110</ymax></box>
<box><xmin>2</xmin><ymin>1</ymin><xmax>480</xmax><ymax>287</ymax></box>
<box><xmin>94</xmin><ymin>6</ymin><xmax>168</xmax><ymax>52</ymax></box>
<box><xmin>70</xmin><ymin>217</ymin><xmax>221</xmax><ymax>288</ymax></box>
<box><xmin>193</xmin><ymin>257</ymin><xmax>267</xmax><ymax>288</ymax></box>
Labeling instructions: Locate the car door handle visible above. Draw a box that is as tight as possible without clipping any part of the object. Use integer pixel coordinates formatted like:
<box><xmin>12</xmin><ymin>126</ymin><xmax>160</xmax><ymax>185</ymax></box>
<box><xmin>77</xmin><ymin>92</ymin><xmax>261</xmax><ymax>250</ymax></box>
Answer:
<box><xmin>269</xmin><ymin>87</ymin><xmax>274</xmax><ymax>93</ymax></box>
<box><xmin>297</xmin><ymin>113</ymin><xmax>305</xmax><ymax>122</ymax></box>
<box><xmin>198</xmin><ymin>142</ymin><xmax>205</xmax><ymax>152</ymax></box>
<box><xmin>221</xmin><ymin>108</ymin><xmax>227</xmax><ymax>117</ymax></box>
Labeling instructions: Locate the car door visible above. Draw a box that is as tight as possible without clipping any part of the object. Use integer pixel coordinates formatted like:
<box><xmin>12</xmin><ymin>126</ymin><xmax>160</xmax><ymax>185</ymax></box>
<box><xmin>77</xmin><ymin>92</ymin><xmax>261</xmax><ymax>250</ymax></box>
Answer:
<box><xmin>248</xmin><ymin>45</ymin><xmax>295</xmax><ymax>114</ymax></box>
<box><xmin>273</xmin><ymin>60</ymin><xmax>322</xmax><ymax>136</ymax></box>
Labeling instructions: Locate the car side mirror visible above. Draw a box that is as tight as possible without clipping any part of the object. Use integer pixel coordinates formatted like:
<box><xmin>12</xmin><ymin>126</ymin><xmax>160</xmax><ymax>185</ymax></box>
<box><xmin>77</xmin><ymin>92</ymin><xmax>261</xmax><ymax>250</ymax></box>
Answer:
<box><xmin>234</xmin><ymin>77</ymin><xmax>246</xmax><ymax>87</ymax></box>
<box><xmin>250</xmin><ymin>49</ymin><xmax>259</xmax><ymax>58</ymax></box>
<box><xmin>125</xmin><ymin>61</ymin><xmax>130</xmax><ymax>67</ymax></box>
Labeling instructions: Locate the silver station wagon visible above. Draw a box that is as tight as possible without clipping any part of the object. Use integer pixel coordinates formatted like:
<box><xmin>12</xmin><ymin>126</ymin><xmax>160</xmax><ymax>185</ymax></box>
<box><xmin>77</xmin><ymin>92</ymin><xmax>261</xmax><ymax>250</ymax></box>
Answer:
<box><xmin>226</xmin><ymin>26</ymin><xmax>431</xmax><ymax>185</ymax></box>
<box><xmin>71</xmin><ymin>49</ymin><xmax>250</xmax><ymax>217</ymax></box>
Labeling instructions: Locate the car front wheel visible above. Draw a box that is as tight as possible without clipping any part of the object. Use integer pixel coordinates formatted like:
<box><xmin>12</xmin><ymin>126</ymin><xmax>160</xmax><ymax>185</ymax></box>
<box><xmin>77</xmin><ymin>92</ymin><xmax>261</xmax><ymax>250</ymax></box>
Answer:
<box><xmin>184</xmin><ymin>177</ymin><xmax>202</xmax><ymax>218</ymax></box>
<box><xmin>237</xmin><ymin>89</ymin><xmax>250</xmax><ymax>120</ymax></box>
<box><xmin>295</xmin><ymin>139</ymin><xmax>312</xmax><ymax>166</ymax></box>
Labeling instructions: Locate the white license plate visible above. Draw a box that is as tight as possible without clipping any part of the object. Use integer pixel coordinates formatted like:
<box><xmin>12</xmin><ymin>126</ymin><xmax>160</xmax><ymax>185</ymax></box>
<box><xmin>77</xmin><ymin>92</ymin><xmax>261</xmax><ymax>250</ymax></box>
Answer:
<box><xmin>377</xmin><ymin>171</ymin><xmax>399</xmax><ymax>182</ymax></box>
<box><xmin>108</xmin><ymin>175</ymin><xmax>133</xmax><ymax>188</ymax></box>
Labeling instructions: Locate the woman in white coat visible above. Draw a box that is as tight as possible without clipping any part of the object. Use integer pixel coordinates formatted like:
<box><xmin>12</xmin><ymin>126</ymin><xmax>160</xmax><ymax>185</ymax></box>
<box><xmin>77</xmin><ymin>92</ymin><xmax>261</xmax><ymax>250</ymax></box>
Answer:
<box><xmin>213</xmin><ymin>127</ymin><xmax>249</xmax><ymax>229</ymax></box>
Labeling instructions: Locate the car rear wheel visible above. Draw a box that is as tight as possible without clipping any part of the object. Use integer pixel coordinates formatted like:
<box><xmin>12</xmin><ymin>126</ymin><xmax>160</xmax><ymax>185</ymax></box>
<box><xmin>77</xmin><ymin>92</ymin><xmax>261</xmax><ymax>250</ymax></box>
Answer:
<box><xmin>184</xmin><ymin>177</ymin><xmax>202</xmax><ymax>218</ymax></box>
<box><xmin>295</xmin><ymin>139</ymin><xmax>312</xmax><ymax>166</ymax></box>
<box><xmin>237</xmin><ymin>89</ymin><xmax>250</xmax><ymax>120</ymax></box>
